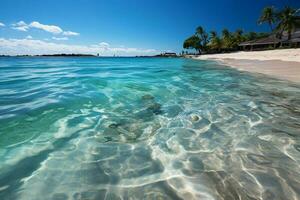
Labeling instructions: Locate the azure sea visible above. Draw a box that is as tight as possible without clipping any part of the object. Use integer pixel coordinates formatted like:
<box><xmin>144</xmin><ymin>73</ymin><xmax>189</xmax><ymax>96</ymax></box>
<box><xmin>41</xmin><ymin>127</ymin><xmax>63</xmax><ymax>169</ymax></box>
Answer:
<box><xmin>0</xmin><ymin>57</ymin><xmax>300</xmax><ymax>200</ymax></box>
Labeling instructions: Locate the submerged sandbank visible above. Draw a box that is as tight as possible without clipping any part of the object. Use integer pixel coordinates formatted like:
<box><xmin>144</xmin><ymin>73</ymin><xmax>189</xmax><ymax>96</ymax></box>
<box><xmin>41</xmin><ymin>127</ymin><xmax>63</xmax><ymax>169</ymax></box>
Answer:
<box><xmin>193</xmin><ymin>49</ymin><xmax>300</xmax><ymax>83</ymax></box>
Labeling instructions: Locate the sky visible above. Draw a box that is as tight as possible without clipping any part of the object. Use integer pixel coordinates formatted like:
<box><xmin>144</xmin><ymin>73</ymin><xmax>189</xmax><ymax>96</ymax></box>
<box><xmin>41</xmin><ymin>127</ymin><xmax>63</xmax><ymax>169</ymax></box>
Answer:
<box><xmin>0</xmin><ymin>0</ymin><xmax>300</xmax><ymax>56</ymax></box>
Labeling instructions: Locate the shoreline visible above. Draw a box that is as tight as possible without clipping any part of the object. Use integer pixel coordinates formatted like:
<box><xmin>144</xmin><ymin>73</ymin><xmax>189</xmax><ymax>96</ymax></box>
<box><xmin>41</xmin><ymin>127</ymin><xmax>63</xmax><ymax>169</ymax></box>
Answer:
<box><xmin>192</xmin><ymin>49</ymin><xmax>300</xmax><ymax>83</ymax></box>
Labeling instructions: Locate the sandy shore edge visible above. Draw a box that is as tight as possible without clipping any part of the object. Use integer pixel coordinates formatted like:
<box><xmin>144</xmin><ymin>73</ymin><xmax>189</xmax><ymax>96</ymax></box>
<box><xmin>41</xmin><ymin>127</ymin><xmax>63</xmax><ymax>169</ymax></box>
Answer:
<box><xmin>191</xmin><ymin>49</ymin><xmax>300</xmax><ymax>83</ymax></box>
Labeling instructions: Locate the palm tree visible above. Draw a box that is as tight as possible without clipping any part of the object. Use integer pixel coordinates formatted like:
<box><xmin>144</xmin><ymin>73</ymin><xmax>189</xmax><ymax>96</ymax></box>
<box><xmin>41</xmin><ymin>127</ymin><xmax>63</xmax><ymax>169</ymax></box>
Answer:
<box><xmin>210</xmin><ymin>31</ymin><xmax>217</xmax><ymax>39</ymax></box>
<box><xmin>235</xmin><ymin>29</ymin><xmax>244</xmax><ymax>41</ymax></box>
<box><xmin>258</xmin><ymin>6</ymin><xmax>276</xmax><ymax>32</ymax></box>
<box><xmin>209</xmin><ymin>31</ymin><xmax>222</xmax><ymax>52</ymax></box>
<box><xmin>183</xmin><ymin>35</ymin><xmax>202</xmax><ymax>53</ymax></box>
<box><xmin>196</xmin><ymin>26</ymin><xmax>205</xmax><ymax>35</ymax></box>
<box><xmin>222</xmin><ymin>29</ymin><xmax>232</xmax><ymax>48</ymax></box>
<box><xmin>276</xmin><ymin>6</ymin><xmax>300</xmax><ymax>40</ymax></box>
<box><xmin>245</xmin><ymin>32</ymin><xmax>258</xmax><ymax>41</ymax></box>
<box><xmin>201</xmin><ymin>32</ymin><xmax>209</xmax><ymax>51</ymax></box>
<box><xmin>222</xmin><ymin>29</ymin><xmax>230</xmax><ymax>38</ymax></box>
<box><xmin>196</xmin><ymin>26</ymin><xmax>209</xmax><ymax>51</ymax></box>
<box><xmin>231</xmin><ymin>29</ymin><xmax>244</xmax><ymax>49</ymax></box>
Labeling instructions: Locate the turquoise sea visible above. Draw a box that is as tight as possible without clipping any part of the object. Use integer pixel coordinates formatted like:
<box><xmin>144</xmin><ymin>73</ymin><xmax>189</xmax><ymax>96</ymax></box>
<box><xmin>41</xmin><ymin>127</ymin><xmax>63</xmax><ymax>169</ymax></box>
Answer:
<box><xmin>0</xmin><ymin>57</ymin><xmax>300</xmax><ymax>200</ymax></box>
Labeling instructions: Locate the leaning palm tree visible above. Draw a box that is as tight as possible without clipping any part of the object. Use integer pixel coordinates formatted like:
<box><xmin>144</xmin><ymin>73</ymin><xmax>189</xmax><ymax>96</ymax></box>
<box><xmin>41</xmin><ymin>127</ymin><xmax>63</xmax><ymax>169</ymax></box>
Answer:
<box><xmin>258</xmin><ymin>6</ymin><xmax>276</xmax><ymax>32</ymax></box>
<box><xmin>259</xmin><ymin>6</ymin><xmax>279</xmax><ymax>48</ymax></box>
<box><xmin>276</xmin><ymin>6</ymin><xmax>300</xmax><ymax>40</ymax></box>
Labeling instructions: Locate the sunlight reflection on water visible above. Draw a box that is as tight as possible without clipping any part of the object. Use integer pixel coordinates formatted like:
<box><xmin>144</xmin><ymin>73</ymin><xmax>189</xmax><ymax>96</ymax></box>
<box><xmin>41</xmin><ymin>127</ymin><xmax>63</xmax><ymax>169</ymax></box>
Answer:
<box><xmin>0</xmin><ymin>57</ymin><xmax>299</xmax><ymax>200</ymax></box>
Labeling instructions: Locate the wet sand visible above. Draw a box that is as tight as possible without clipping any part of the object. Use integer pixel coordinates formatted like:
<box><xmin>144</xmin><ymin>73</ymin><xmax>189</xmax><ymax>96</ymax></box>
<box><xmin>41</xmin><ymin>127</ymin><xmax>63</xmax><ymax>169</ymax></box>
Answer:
<box><xmin>219</xmin><ymin>59</ymin><xmax>300</xmax><ymax>83</ymax></box>
<box><xmin>193</xmin><ymin>49</ymin><xmax>300</xmax><ymax>83</ymax></box>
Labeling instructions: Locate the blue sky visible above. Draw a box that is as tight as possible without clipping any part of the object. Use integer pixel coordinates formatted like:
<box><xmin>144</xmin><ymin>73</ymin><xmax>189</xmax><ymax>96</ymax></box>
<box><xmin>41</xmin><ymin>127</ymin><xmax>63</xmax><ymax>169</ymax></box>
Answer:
<box><xmin>0</xmin><ymin>0</ymin><xmax>300</xmax><ymax>55</ymax></box>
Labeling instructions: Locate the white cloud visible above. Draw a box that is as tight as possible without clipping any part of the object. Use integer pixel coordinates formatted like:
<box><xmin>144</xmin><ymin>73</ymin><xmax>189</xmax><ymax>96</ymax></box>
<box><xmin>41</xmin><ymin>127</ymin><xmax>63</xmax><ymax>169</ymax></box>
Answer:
<box><xmin>99</xmin><ymin>42</ymin><xmax>110</xmax><ymax>47</ymax></box>
<box><xmin>26</xmin><ymin>35</ymin><xmax>33</xmax><ymax>39</ymax></box>
<box><xmin>16</xmin><ymin>21</ymin><xmax>27</xmax><ymax>26</ymax></box>
<box><xmin>11</xmin><ymin>21</ymin><xmax>29</xmax><ymax>31</ymax></box>
<box><xmin>29</xmin><ymin>21</ymin><xmax>63</xmax><ymax>34</ymax></box>
<box><xmin>0</xmin><ymin>38</ymin><xmax>159</xmax><ymax>56</ymax></box>
<box><xmin>63</xmin><ymin>31</ymin><xmax>79</xmax><ymax>36</ymax></box>
<box><xmin>0</xmin><ymin>22</ymin><xmax>5</xmax><ymax>27</ymax></box>
<box><xmin>52</xmin><ymin>36</ymin><xmax>69</xmax><ymax>41</ymax></box>
<box><xmin>12</xmin><ymin>26</ymin><xmax>28</xmax><ymax>31</ymax></box>
<box><xmin>99</xmin><ymin>42</ymin><xmax>110</xmax><ymax>48</ymax></box>
<box><xmin>10</xmin><ymin>21</ymin><xmax>79</xmax><ymax>36</ymax></box>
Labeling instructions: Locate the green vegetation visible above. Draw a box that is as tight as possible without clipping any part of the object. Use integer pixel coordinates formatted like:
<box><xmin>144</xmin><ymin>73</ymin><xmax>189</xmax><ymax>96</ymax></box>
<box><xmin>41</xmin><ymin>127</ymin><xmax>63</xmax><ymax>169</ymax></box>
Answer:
<box><xmin>183</xmin><ymin>6</ymin><xmax>300</xmax><ymax>54</ymax></box>
<box><xmin>183</xmin><ymin>35</ymin><xmax>202</xmax><ymax>53</ymax></box>
<box><xmin>183</xmin><ymin>27</ymin><xmax>268</xmax><ymax>54</ymax></box>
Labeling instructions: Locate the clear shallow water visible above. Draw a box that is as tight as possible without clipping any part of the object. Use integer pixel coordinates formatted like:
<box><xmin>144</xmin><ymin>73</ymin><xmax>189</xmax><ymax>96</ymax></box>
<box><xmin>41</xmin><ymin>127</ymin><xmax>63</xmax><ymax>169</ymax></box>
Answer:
<box><xmin>0</xmin><ymin>57</ymin><xmax>300</xmax><ymax>200</ymax></box>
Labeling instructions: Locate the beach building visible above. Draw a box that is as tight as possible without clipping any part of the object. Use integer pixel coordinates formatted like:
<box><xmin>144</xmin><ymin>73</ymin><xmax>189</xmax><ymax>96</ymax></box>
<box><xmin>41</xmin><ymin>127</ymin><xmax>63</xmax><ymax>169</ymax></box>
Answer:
<box><xmin>159</xmin><ymin>52</ymin><xmax>177</xmax><ymax>57</ymax></box>
<box><xmin>239</xmin><ymin>30</ymin><xmax>300</xmax><ymax>50</ymax></box>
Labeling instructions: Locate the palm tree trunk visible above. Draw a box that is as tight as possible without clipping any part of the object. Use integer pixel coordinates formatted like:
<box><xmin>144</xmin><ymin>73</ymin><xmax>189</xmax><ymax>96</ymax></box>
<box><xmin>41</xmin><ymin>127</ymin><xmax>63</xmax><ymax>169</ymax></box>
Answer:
<box><xmin>268</xmin><ymin>21</ymin><xmax>273</xmax><ymax>32</ymax></box>
<box><xmin>288</xmin><ymin>31</ymin><xmax>292</xmax><ymax>47</ymax></box>
<box><xmin>278</xmin><ymin>30</ymin><xmax>284</xmax><ymax>47</ymax></box>
<box><xmin>271</xmin><ymin>34</ymin><xmax>276</xmax><ymax>49</ymax></box>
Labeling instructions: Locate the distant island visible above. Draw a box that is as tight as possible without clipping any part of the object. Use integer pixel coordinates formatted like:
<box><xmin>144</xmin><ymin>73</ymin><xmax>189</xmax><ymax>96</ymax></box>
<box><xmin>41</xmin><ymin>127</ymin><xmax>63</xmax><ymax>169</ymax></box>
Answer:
<box><xmin>34</xmin><ymin>53</ymin><xmax>96</xmax><ymax>57</ymax></box>
<box><xmin>0</xmin><ymin>54</ymin><xmax>97</xmax><ymax>57</ymax></box>
<box><xmin>136</xmin><ymin>52</ymin><xmax>178</xmax><ymax>58</ymax></box>
<box><xmin>0</xmin><ymin>53</ymin><xmax>180</xmax><ymax>58</ymax></box>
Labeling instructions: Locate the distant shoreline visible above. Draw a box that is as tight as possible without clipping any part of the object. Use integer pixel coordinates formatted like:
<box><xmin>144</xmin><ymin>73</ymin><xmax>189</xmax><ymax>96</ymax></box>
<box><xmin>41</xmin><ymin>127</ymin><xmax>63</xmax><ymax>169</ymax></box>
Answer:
<box><xmin>0</xmin><ymin>53</ymin><xmax>180</xmax><ymax>58</ymax></box>
<box><xmin>0</xmin><ymin>54</ymin><xmax>96</xmax><ymax>57</ymax></box>
<box><xmin>192</xmin><ymin>49</ymin><xmax>300</xmax><ymax>83</ymax></box>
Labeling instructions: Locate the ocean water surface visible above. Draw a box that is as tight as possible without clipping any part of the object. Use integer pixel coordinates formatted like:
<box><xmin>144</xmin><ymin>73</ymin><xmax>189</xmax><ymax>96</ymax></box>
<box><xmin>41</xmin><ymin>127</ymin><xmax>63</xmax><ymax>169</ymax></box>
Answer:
<box><xmin>0</xmin><ymin>57</ymin><xmax>299</xmax><ymax>200</ymax></box>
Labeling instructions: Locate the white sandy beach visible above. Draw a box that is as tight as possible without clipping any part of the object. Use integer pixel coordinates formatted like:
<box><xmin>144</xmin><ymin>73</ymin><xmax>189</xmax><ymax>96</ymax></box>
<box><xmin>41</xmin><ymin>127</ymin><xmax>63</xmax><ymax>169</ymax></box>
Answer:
<box><xmin>193</xmin><ymin>49</ymin><xmax>300</xmax><ymax>83</ymax></box>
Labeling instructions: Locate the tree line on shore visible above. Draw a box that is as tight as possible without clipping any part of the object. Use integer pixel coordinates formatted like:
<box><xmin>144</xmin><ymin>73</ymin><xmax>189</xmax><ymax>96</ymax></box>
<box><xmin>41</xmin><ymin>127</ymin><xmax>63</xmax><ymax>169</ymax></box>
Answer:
<box><xmin>183</xmin><ymin>6</ymin><xmax>300</xmax><ymax>54</ymax></box>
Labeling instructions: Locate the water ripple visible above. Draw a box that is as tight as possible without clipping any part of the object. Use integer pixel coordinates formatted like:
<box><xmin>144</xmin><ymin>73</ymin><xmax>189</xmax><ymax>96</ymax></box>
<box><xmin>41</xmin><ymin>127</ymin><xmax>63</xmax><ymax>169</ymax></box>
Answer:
<box><xmin>0</xmin><ymin>57</ymin><xmax>299</xmax><ymax>200</ymax></box>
